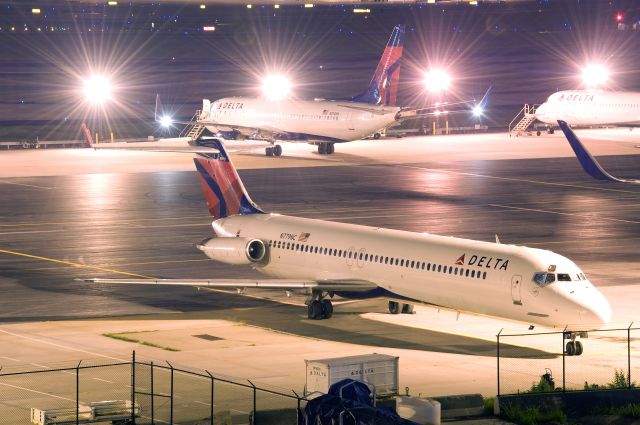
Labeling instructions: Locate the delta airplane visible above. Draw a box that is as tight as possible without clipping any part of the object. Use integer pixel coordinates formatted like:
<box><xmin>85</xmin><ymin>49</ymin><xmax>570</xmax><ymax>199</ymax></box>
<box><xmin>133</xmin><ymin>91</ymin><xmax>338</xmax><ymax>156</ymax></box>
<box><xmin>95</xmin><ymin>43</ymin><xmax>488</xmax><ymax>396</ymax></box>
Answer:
<box><xmin>192</xmin><ymin>25</ymin><xmax>407</xmax><ymax>157</ymax></box>
<box><xmin>535</xmin><ymin>90</ymin><xmax>640</xmax><ymax>132</ymax></box>
<box><xmin>558</xmin><ymin>120</ymin><xmax>640</xmax><ymax>184</ymax></box>
<box><xmin>84</xmin><ymin>140</ymin><xmax>612</xmax><ymax>356</ymax></box>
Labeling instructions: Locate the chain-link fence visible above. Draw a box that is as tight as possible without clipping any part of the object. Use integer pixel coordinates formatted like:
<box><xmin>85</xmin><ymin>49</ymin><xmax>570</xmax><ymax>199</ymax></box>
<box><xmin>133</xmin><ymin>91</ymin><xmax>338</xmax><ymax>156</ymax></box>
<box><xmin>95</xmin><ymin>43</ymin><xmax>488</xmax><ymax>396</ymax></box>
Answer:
<box><xmin>497</xmin><ymin>324</ymin><xmax>639</xmax><ymax>396</ymax></box>
<box><xmin>0</xmin><ymin>351</ymin><xmax>306</xmax><ymax>424</ymax></box>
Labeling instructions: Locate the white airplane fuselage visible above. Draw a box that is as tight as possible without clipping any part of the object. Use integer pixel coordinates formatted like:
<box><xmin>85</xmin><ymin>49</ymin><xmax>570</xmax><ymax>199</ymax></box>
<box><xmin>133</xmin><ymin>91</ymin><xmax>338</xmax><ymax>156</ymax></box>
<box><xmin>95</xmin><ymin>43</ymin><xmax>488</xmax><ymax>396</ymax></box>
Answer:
<box><xmin>536</xmin><ymin>90</ymin><xmax>640</xmax><ymax>127</ymax></box>
<box><xmin>205</xmin><ymin>97</ymin><xmax>401</xmax><ymax>142</ymax></box>
<box><xmin>204</xmin><ymin>213</ymin><xmax>611</xmax><ymax>329</ymax></box>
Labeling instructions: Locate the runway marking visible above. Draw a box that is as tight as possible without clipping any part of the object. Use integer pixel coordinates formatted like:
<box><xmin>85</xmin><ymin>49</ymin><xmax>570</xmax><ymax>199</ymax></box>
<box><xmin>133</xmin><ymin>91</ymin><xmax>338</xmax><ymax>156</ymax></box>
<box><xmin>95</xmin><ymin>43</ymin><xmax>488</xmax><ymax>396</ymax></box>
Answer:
<box><xmin>0</xmin><ymin>248</ymin><xmax>154</xmax><ymax>278</ymax></box>
<box><xmin>0</xmin><ymin>382</ymin><xmax>74</xmax><ymax>402</ymax></box>
<box><xmin>397</xmin><ymin>164</ymin><xmax>640</xmax><ymax>195</ymax></box>
<box><xmin>0</xmin><ymin>329</ymin><xmax>128</xmax><ymax>362</ymax></box>
<box><xmin>1</xmin><ymin>356</ymin><xmax>19</xmax><ymax>362</ymax></box>
<box><xmin>0</xmin><ymin>180</ymin><xmax>53</xmax><ymax>190</ymax></box>
<box><xmin>92</xmin><ymin>377</ymin><xmax>114</xmax><ymax>383</ymax></box>
<box><xmin>29</xmin><ymin>258</ymin><xmax>210</xmax><ymax>272</ymax></box>
<box><xmin>490</xmin><ymin>204</ymin><xmax>640</xmax><ymax>225</ymax></box>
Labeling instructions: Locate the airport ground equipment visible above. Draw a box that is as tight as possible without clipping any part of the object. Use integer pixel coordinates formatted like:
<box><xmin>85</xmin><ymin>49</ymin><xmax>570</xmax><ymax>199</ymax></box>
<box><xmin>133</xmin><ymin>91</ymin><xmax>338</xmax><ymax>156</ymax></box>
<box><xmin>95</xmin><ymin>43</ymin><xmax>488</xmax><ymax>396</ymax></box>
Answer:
<box><xmin>509</xmin><ymin>104</ymin><xmax>539</xmax><ymax>137</ymax></box>
<box><xmin>305</xmin><ymin>354</ymin><xmax>399</xmax><ymax>397</ymax></box>
<box><xmin>396</xmin><ymin>396</ymin><xmax>441</xmax><ymax>425</ymax></box>
<box><xmin>31</xmin><ymin>400</ymin><xmax>139</xmax><ymax>425</ymax></box>
<box><xmin>179</xmin><ymin>109</ymin><xmax>208</xmax><ymax>142</ymax></box>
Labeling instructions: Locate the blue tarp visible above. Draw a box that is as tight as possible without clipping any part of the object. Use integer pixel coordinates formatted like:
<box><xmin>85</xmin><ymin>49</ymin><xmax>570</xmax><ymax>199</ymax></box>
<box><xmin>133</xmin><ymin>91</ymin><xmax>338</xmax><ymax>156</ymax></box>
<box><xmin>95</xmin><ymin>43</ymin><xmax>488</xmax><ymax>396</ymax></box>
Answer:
<box><xmin>304</xmin><ymin>379</ymin><xmax>419</xmax><ymax>425</ymax></box>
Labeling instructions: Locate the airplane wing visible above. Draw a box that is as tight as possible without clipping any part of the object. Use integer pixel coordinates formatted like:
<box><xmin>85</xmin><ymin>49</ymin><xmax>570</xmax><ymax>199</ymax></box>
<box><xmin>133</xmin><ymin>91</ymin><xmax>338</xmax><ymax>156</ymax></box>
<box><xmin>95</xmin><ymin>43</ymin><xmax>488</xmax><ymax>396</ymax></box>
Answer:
<box><xmin>77</xmin><ymin>278</ymin><xmax>379</xmax><ymax>292</ymax></box>
<box><xmin>557</xmin><ymin>120</ymin><xmax>640</xmax><ymax>184</ymax></box>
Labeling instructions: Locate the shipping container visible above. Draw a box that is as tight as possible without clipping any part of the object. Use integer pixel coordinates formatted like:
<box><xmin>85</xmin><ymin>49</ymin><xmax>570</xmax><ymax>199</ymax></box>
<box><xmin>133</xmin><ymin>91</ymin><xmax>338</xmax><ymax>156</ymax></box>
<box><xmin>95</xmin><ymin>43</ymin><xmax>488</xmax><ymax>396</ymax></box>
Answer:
<box><xmin>305</xmin><ymin>353</ymin><xmax>399</xmax><ymax>396</ymax></box>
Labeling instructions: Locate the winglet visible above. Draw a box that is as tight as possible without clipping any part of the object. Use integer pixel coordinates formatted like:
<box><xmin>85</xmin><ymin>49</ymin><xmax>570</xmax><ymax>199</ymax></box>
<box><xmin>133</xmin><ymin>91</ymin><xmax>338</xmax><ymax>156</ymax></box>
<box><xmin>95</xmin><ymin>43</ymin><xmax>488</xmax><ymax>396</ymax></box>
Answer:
<box><xmin>80</xmin><ymin>123</ymin><xmax>95</xmax><ymax>150</ymax></box>
<box><xmin>557</xmin><ymin>120</ymin><xmax>620</xmax><ymax>182</ymax></box>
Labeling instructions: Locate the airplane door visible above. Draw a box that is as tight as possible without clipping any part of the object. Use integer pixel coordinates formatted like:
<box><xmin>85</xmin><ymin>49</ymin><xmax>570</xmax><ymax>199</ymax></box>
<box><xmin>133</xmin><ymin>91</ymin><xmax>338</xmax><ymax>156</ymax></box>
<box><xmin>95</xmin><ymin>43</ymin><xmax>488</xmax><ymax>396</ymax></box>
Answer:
<box><xmin>511</xmin><ymin>275</ymin><xmax>522</xmax><ymax>305</ymax></box>
<box><xmin>347</xmin><ymin>112</ymin><xmax>355</xmax><ymax>131</ymax></box>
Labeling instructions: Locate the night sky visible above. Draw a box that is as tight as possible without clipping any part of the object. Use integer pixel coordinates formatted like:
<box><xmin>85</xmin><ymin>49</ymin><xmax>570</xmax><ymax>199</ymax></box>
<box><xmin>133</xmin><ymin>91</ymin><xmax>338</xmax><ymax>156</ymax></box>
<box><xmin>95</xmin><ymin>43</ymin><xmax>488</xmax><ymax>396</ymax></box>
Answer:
<box><xmin>0</xmin><ymin>0</ymin><xmax>639</xmax><ymax>140</ymax></box>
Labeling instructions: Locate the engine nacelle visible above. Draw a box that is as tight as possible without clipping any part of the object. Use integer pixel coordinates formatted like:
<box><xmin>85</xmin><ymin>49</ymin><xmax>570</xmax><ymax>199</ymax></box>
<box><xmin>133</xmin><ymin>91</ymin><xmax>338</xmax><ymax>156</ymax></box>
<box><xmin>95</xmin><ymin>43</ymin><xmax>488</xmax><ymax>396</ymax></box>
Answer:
<box><xmin>197</xmin><ymin>237</ymin><xmax>267</xmax><ymax>265</ymax></box>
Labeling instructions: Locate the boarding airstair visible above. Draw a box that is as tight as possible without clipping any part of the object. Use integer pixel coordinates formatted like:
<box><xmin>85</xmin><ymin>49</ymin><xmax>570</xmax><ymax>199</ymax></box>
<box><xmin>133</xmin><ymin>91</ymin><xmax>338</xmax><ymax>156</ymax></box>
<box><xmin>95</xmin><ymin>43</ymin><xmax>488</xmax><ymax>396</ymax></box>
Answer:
<box><xmin>180</xmin><ymin>109</ymin><xmax>207</xmax><ymax>142</ymax></box>
<box><xmin>509</xmin><ymin>104</ymin><xmax>538</xmax><ymax>137</ymax></box>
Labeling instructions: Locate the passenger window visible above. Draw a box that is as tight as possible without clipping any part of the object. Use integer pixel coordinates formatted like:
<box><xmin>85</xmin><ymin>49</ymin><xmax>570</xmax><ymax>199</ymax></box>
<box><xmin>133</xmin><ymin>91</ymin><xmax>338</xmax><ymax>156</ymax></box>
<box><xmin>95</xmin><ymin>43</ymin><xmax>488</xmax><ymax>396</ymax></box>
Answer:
<box><xmin>482</xmin><ymin>272</ymin><xmax>487</xmax><ymax>279</ymax></box>
<box><xmin>375</xmin><ymin>255</ymin><xmax>379</xmax><ymax>262</ymax></box>
<box><xmin>421</xmin><ymin>262</ymin><xmax>425</xmax><ymax>270</ymax></box>
<box><xmin>580</xmin><ymin>273</ymin><xmax>586</xmax><ymax>280</ymax></box>
<box><xmin>359</xmin><ymin>253</ymin><xmax>363</xmax><ymax>260</ymax></box>
<box><xmin>324</xmin><ymin>248</ymin><xmax>328</xmax><ymax>255</ymax></box>
<box><xmin>410</xmin><ymin>260</ymin><xmax>415</xmax><ymax>268</ymax></box>
<box><xmin>348</xmin><ymin>252</ymin><xmax>353</xmax><ymax>259</ymax></box>
<box><xmin>448</xmin><ymin>266</ymin><xmax>453</xmax><ymax>274</ymax></box>
<box><xmin>465</xmin><ymin>269</ymin><xmax>469</xmax><ymax>277</ymax></box>
<box><xmin>471</xmin><ymin>270</ymin><xmax>476</xmax><ymax>278</ymax></box>
<box><xmin>437</xmin><ymin>265</ymin><xmax>442</xmax><ymax>272</ymax></box>
<box><xmin>454</xmin><ymin>267</ymin><xmax>458</xmax><ymax>275</ymax></box>
<box><xmin>395</xmin><ymin>258</ymin><xmax>399</xmax><ymax>266</ymax></box>
<box><xmin>385</xmin><ymin>257</ymin><xmax>389</xmax><ymax>264</ymax></box>
<box><xmin>400</xmin><ymin>259</ymin><xmax>404</xmax><ymax>267</ymax></box>
<box><xmin>427</xmin><ymin>263</ymin><xmax>431</xmax><ymax>271</ymax></box>
<box><xmin>296</xmin><ymin>244</ymin><xmax>300</xmax><ymax>251</ymax></box>
<box><xmin>286</xmin><ymin>242</ymin><xmax>291</xmax><ymax>249</ymax></box>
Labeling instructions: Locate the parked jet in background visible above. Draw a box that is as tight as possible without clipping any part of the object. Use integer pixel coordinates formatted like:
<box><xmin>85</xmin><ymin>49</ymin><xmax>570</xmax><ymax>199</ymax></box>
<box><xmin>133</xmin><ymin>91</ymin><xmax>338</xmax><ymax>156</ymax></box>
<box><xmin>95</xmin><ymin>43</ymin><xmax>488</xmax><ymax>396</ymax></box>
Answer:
<box><xmin>536</xmin><ymin>90</ymin><xmax>640</xmax><ymax>131</ymax></box>
<box><xmin>84</xmin><ymin>140</ymin><xmax>612</xmax><ymax>356</ymax></box>
<box><xmin>557</xmin><ymin>120</ymin><xmax>640</xmax><ymax>184</ymax></box>
<box><xmin>196</xmin><ymin>24</ymin><xmax>406</xmax><ymax>156</ymax></box>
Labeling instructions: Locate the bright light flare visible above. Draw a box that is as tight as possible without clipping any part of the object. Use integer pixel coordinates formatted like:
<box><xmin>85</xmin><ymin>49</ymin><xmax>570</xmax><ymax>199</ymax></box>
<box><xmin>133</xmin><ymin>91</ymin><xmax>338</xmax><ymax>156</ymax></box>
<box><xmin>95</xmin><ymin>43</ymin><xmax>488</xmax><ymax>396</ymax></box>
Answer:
<box><xmin>581</xmin><ymin>64</ymin><xmax>609</xmax><ymax>88</ymax></box>
<box><xmin>83</xmin><ymin>75</ymin><xmax>113</xmax><ymax>104</ymax></box>
<box><xmin>261</xmin><ymin>75</ymin><xmax>291</xmax><ymax>101</ymax></box>
<box><xmin>159</xmin><ymin>115</ymin><xmax>173</xmax><ymax>128</ymax></box>
<box><xmin>472</xmin><ymin>104</ymin><xmax>484</xmax><ymax>117</ymax></box>
<box><xmin>423</xmin><ymin>69</ymin><xmax>451</xmax><ymax>92</ymax></box>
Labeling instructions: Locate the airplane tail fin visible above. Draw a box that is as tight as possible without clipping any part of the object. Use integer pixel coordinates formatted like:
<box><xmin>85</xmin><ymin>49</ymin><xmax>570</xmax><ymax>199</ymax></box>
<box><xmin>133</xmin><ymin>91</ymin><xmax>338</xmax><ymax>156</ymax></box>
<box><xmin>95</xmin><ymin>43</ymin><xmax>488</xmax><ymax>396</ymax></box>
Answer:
<box><xmin>193</xmin><ymin>140</ymin><xmax>264</xmax><ymax>219</ymax></box>
<box><xmin>557</xmin><ymin>120</ymin><xmax>620</xmax><ymax>182</ymax></box>
<box><xmin>352</xmin><ymin>24</ymin><xmax>405</xmax><ymax>106</ymax></box>
<box><xmin>80</xmin><ymin>123</ymin><xmax>95</xmax><ymax>149</ymax></box>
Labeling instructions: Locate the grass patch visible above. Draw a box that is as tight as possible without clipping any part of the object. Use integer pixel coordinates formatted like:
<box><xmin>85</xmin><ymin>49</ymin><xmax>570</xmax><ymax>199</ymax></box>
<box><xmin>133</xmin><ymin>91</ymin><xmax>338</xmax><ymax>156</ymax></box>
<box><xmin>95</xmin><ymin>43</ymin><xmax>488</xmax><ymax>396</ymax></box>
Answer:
<box><xmin>590</xmin><ymin>403</ymin><xmax>640</xmax><ymax>419</ymax></box>
<box><xmin>103</xmin><ymin>332</ymin><xmax>180</xmax><ymax>352</ymax></box>
<box><xmin>501</xmin><ymin>404</ymin><xmax>566</xmax><ymax>425</ymax></box>
<box><xmin>483</xmin><ymin>397</ymin><xmax>495</xmax><ymax>415</ymax></box>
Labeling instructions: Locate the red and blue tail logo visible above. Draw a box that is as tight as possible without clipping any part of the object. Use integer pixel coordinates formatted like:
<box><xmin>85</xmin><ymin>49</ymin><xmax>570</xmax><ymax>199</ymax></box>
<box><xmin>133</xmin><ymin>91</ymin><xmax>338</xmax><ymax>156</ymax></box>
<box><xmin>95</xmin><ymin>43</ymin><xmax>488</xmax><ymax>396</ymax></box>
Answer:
<box><xmin>194</xmin><ymin>141</ymin><xmax>264</xmax><ymax>219</ymax></box>
<box><xmin>353</xmin><ymin>24</ymin><xmax>405</xmax><ymax>106</ymax></box>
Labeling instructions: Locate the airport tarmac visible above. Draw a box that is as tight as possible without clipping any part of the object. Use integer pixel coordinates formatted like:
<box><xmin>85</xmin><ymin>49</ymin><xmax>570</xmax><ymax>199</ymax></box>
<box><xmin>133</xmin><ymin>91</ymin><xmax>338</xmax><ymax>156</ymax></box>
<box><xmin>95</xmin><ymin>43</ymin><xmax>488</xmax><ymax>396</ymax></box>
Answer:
<box><xmin>1</xmin><ymin>130</ymin><xmax>639</xmax><ymax>399</ymax></box>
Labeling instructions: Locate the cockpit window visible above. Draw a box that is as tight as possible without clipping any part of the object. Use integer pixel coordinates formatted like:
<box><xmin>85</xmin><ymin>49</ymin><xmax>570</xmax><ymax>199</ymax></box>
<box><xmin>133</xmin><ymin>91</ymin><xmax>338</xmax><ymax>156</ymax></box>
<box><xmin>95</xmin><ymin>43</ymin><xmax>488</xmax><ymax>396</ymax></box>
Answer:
<box><xmin>533</xmin><ymin>272</ymin><xmax>556</xmax><ymax>287</ymax></box>
<box><xmin>557</xmin><ymin>273</ymin><xmax>572</xmax><ymax>282</ymax></box>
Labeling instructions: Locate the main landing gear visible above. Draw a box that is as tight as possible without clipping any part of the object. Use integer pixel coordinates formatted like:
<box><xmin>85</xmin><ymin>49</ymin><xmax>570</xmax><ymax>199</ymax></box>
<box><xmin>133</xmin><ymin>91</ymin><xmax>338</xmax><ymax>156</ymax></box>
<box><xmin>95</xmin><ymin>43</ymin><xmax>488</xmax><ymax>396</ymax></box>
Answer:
<box><xmin>307</xmin><ymin>291</ymin><xmax>334</xmax><ymax>320</ymax></box>
<box><xmin>317</xmin><ymin>142</ymin><xmax>335</xmax><ymax>155</ymax></box>
<box><xmin>564</xmin><ymin>331</ymin><xmax>585</xmax><ymax>356</ymax></box>
<box><xmin>388</xmin><ymin>301</ymin><xmax>414</xmax><ymax>315</ymax></box>
<box><xmin>265</xmin><ymin>144</ymin><xmax>282</xmax><ymax>157</ymax></box>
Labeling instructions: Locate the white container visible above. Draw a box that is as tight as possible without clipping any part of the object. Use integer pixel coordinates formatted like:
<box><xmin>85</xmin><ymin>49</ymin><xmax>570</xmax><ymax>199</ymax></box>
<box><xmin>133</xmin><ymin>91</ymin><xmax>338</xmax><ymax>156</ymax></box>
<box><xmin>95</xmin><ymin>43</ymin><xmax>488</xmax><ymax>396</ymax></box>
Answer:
<box><xmin>396</xmin><ymin>396</ymin><xmax>441</xmax><ymax>425</ymax></box>
<box><xmin>305</xmin><ymin>353</ymin><xmax>399</xmax><ymax>396</ymax></box>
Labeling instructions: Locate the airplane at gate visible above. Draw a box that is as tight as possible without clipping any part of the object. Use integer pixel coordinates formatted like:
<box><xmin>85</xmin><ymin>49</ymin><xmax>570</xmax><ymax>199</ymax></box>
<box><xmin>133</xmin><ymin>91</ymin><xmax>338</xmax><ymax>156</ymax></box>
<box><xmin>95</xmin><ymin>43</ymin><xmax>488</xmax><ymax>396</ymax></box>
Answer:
<box><xmin>535</xmin><ymin>90</ymin><xmax>640</xmax><ymax>131</ymax></box>
<box><xmin>84</xmin><ymin>140</ymin><xmax>612</xmax><ymax>356</ymax></box>
<box><xmin>196</xmin><ymin>24</ymin><xmax>406</xmax><ymax>156</ymax></box>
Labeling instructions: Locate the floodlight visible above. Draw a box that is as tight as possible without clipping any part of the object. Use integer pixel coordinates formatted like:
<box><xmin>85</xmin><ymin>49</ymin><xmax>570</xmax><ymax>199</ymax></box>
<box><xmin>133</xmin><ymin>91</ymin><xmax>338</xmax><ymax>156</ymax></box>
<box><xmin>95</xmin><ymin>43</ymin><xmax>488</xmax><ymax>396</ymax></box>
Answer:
<box><xmin>472</xmin><ymin>104</ymin><xmax>484</xmax><ymax>117</ymax></box>
<box><xmin>83</xmin><ymin>75</ymin><xmax>113</xmax><ymax>104</ymax></box>
<box><xmin>160</xmin><ymin>115</ymin><xmax>173</xmax><ymax>128</ymax></box>
<box><xmin>423</xmin><ymin>69</ymin><xmax>451</xmax><ymax>92</ymax></box>
<box><xmin>261</xmin><ymin>75</ymin><xmax>291</xmax><ymax>101</ymax></box>
<box><xmin>581</xmin><ymin>64</ymin><xmax>609</xmax><ymax>88</ymax></box>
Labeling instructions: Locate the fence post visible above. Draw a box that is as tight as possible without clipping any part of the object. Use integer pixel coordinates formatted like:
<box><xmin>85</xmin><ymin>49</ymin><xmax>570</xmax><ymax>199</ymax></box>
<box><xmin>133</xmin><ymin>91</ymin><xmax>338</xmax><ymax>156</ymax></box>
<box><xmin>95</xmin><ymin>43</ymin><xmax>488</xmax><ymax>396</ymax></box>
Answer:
<box><xmin>131</xmin><ymin>351</ymin><xmax>136</xmax><ymax>425</ymax></box>
<box><xmin>248</xmin><ymin>380</ymin><xmax>257</xmax><ymax>425</ymax></box>
<box><xmin>151</xmin><ymin>361</ymin><xmax>154</xmax><ymax>425</ymax></box>
<box><xmin>496</xmin><ymin>329</ymin><xmax>502</xmax><ymax>396</ymax></box>
<box><xmin>76</xmin><ymin>360</ymin><xmax>82</xmax><ymax>425</ymax></box>
<box><xmin>629</xmin><ymin>322</ymin><xmax>634</xmax><ymax>389</ymax></box>
<box><xmin>292</xmin><ymin>390</ymin><xmax>301</xmax><ymax>425</ymax></box>
<box><xmin>562</xmin><ymin>327</ymin><xmax>567</xmax><ymax>393</ymax></box>
<box><xmin>206</xmin><ymin>371</ymin><xmax>214</xmax><ymax>425</ymax></box>
<box><xmin>167</xmin><ymin>362</ymin><xmax>174</xmax><ymax>425</ymax></box>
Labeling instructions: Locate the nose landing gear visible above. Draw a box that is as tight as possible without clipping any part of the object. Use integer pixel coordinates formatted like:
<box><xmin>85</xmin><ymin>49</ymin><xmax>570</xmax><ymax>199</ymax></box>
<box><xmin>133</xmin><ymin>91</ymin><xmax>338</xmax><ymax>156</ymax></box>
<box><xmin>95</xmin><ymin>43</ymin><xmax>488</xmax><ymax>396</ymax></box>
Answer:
<box><xmin>388</xmin><ymin>301</ymin><xmax>414</xmax><ymax>315</ymax></box>
<box><xmin>564</xmin><ymin>331</ymin><xmax>586</xmax><ymax>356</ymax></box>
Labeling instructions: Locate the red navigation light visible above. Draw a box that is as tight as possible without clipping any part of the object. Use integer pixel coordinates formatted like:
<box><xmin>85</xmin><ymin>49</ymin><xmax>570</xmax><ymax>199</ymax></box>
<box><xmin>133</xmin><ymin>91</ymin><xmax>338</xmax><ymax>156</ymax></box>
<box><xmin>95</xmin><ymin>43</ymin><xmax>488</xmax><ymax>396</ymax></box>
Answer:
<box><xmin>616</xmin><ymin>13</ymin><xmax>623</xmax><ymax>22</ymax></box>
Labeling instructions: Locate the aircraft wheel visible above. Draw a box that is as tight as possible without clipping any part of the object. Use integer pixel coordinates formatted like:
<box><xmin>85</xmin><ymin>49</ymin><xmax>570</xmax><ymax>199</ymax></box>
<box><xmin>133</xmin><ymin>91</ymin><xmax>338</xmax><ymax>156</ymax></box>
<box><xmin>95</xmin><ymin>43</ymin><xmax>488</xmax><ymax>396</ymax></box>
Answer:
<box><xmin>575</xmin><ymin>341</ymin><xmax>583</xmax><ymax>356</ymax></box>
<box><xmin>401</xmin><ymin>304</ymin><xmax>414</xmax><ymax>314</ymax></box>
<box><xmin>536</xmin><ymin>130</ymin><xmax>541</xmax><ymax>136</ymax></box>
<box><xmin>388</xmin><ymin>301</ymin><xmax>400</xmax><ymax>315</ymax></box>
<box><xmin>265</xmin><ymin>147</ymin><xmax>274</xmax><ymax>156</ymax></box>
<box><xmin>318</xmin><ymin>143</ymin><xmax>326</xmax><ymax>155</ymax></box>
<box><xmin>308</xmin><ymin>300</ymin><xmax>323</xmax><ymax>320</ymax></box>
<box><xmin>274</xmin><ymin>145</ymin><xmax>283</xmax><ymax>156</ymax></box>
<box><xmin>548</xmin><ymin>128</ymin><xmax>555</xmax><ymax>135</ymax></box>
<box><xmin>565</xmin><ymin>341</ymin><xmax>576</xmax><ymax>356</ymax></box>
<box><xmin>328</xmin><ymin>143</ymin><xmax>335</xmax><ymax>154</ymax></box>
<box><xmin>373</xmin><ymin>133</ymin><xmax>381</xmax><ymax>140</ymax></box>
<box><xmin>321</xmin><ymin>299</ymin><xmax>333</xmax><ymax>319</ymax></box>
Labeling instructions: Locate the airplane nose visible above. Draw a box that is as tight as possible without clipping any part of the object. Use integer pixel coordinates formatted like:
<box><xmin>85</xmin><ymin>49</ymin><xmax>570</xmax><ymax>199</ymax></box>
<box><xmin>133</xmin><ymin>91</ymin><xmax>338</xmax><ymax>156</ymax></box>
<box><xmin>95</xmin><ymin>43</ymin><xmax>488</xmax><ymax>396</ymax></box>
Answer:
<box><xmin>583</xmin><ymin>290</ymin><xmax>612</xmax><ymax>327</ymax></box>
